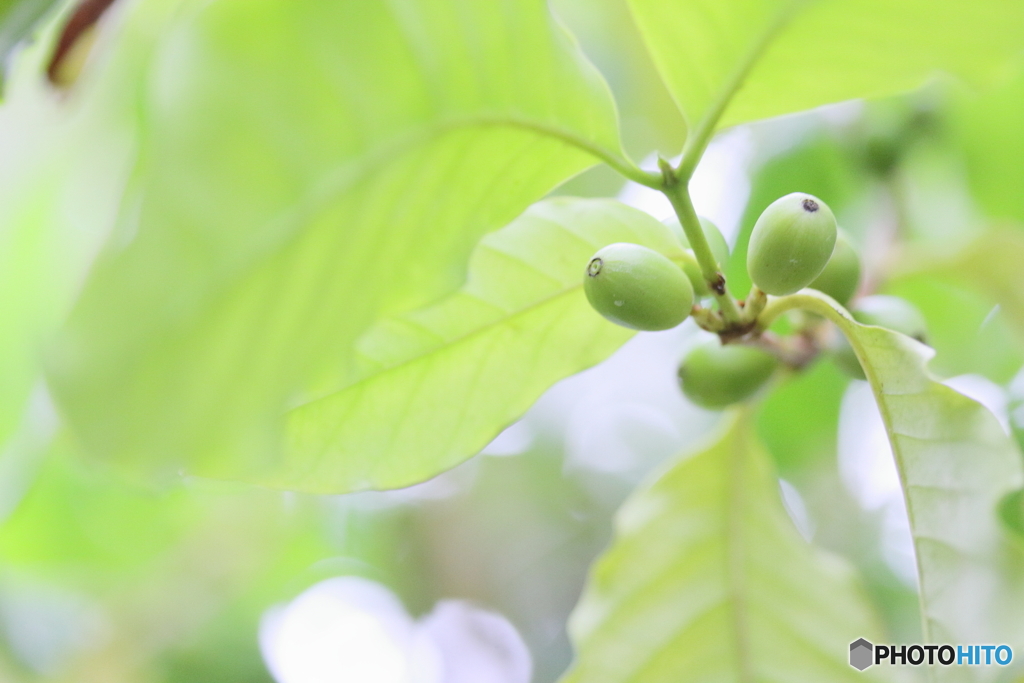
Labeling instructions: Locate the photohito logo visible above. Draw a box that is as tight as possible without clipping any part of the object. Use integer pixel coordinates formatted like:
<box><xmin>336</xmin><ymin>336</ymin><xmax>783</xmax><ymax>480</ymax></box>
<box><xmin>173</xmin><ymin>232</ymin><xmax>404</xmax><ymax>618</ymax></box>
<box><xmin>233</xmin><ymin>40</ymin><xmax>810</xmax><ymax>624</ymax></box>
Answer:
<box><xmin>849</xmin><ymin>639</ymin><xmax>1012</xmax><ymax>670</ymax></box>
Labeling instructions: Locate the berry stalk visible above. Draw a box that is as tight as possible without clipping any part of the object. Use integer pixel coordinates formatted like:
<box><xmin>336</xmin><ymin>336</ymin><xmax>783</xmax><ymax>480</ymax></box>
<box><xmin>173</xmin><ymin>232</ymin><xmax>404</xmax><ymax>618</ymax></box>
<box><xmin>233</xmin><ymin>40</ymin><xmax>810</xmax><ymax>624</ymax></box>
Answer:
<box><xmin>658</xmin><ymin>164</ymin><xmax>743</xmax><ymax>325</ymax></box>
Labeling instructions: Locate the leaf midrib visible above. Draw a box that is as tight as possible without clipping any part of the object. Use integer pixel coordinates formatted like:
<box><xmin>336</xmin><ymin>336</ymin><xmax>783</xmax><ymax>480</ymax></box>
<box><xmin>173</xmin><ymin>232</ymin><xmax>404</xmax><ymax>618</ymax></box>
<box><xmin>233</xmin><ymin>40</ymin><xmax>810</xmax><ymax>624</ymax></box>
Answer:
<box><xmin>726</xmin><ymin>414</ymin><xmax>755</xmax><ymax>682</ymax></box>
<box><xmin>287</xmin><ymin>271</ymin><xmax>599</xmax><ymax>419</ymax></box>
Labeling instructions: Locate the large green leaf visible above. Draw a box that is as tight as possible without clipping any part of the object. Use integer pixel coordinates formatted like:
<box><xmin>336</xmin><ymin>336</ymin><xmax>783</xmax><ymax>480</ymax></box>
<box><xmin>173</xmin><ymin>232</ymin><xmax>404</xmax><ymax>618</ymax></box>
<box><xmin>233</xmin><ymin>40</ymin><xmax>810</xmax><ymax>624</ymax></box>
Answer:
<box><xmin>45</xmin><ymin>0</ymin><xmax>624</xmax><ymax>482</ymax></box>
<box><xmin>628</xmin><ymin>0</ymin><xmax>1024</xmax><ymax>132</ymax></box>
<box><xmin>278</xmin><ymin>198</ymin><xmax>681</xmax><ymax>492</ymax></box>
<box><xmin>562</xmin><ymin>411</ymin><xmax>890</xmax><ymax>683</ymax></box>
<box><xmin>784</xmin><ymin>291</ymin><xmax>1024</xmax><ymax>663</ymax></box>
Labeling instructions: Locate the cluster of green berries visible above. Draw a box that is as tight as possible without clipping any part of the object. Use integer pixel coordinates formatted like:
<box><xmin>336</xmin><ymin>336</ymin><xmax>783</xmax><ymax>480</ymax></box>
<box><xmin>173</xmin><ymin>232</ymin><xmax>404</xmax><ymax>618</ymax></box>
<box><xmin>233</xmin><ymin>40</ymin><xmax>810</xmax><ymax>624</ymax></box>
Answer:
<box><xmin>583</xmin><ymin>192</ymin><xmax>927</xmax><ymax>409</ymax></box>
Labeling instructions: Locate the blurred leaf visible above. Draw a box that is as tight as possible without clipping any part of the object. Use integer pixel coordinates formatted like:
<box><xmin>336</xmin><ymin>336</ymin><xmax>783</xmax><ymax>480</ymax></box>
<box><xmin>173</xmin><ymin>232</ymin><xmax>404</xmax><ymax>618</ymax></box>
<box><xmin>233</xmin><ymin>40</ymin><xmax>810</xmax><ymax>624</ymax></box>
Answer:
<box><xmin>882</xmin><ymin>273</ymin><xmax>1024</xmax><ymax>384</ymax></box>
<box><xmin>895</xmin><ymin>229</ymin><xmax>1024</xmax><ymax>347</ymax></box>
<box><xmin>0</xmin><ymin>440</ymin><xmax>199</xmax><ymax>581</ymax></box>
<box><xmin>420</xmin><ymin>447</ymin><xmax>608</xmax><ymax>682</ymax></box>
<box><xmin>998</xmin><ymin>489</ymin><xmax>1024</xmax><ymax>542</ymax></box>
<box><xmin>852</xmin><ymin>94</ymin><xmax>943</xmax><ymax>179</ymax></box>
<box><xmin>57</xmin><ymin>492</ymin><xmax>311</xmax><ymax>682</ymax></box>
<box><xmin>952</xmin><ymin>59</ymin><xmax>1024</xmax><ymax>226</ymax></box>
<box><xmin>0</xmin><ymin>445</ymin><xmax>330</xmax><ymax>680</ymax></box>
<box><xmin>562</xmin><ymin>412</ymin><xmax>890</xmax><ymax>683</ymax></box>
<box><xmin>803</xmin><ymin>290</ymin><xmax>1024</xmax><ymax>657</ymax></box>
<box><xmin>0</xmin><ymin>442</ymin><xmax>328</xmax><ymax>598</ymax></box>
<box><xmin>628</xmin><ymin>0</ymin><xmax>1024</xmax><ymax>131</ymax></box>
<box><xmin>895</xmin><ymin>134</ymin><xmax>984</xmax><ymax>244</ymax></box>
<box><xmin>757</xmin><ymin>360</ymin><xmax>847</xmax><ymax>476</ymax></box>
<box><xmin>0</xmin><ymin>0</ymin><xmax>179</xmax><ymax>460</ymax></box>
<box><xmin>159</xmin><ymin>527</ymin><xmax>334</xmax><ymax>683</ymax></box>
<box><xmin>281</xmin><ymin>199</ymin><xmax>680</xmax><ymax>492</ymax></box>
<box><xmin>45</xmin><ymin>0</ymin><xmax>623</xmax><ymax>483</ymax></box>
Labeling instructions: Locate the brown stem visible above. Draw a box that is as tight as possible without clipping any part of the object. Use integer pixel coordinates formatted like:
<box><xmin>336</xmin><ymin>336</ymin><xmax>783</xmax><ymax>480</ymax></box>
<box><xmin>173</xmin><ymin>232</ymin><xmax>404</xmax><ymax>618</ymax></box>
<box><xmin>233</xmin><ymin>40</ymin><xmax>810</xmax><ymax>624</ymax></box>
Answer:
<box><xmin>47</xmin><ymin>0</ymin><xmax>118</xmax><ymax>85</ymax></box>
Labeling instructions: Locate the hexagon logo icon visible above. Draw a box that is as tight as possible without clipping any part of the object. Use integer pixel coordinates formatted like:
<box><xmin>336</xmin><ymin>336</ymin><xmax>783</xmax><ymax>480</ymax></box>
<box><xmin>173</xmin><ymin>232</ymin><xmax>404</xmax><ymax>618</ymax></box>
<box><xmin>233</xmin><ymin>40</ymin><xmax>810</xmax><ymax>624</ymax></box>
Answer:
<box><xmin>850</xmin><ymin>638</ymin><xmax>874</xmax><ymax>670</ymax></box>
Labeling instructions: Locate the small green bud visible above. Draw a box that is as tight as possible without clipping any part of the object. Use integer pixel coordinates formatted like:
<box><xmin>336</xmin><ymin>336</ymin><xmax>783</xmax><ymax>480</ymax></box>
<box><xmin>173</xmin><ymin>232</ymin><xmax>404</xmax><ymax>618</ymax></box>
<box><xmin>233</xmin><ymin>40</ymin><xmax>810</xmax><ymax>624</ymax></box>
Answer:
<box><xmin>584</xmin><ymin>243</ymin><xmax>694</xmax><ymax>331</ymax></box>
<box><xmin>809</xmin><ymin>230</ymin><xmax>861</xmax><ymax>305</ymax></box>
<box><xmin>746</xmin><ymin>193</ymin><xmax>837</xmax><ymax>295</ymax></box>
<box><xmin>662</xmin><ymin>216</ymin><xmax>729</xmax><ymax>296</ymax></box>
<box><xmin>830</xmin><ymin>295</ymin><xmax>928</xmax><ymax>379</ymax></box>
<box><xmin>678</xmin><ymin>341</ymin><xmax>779</xmax><ymax>409</ymax></box>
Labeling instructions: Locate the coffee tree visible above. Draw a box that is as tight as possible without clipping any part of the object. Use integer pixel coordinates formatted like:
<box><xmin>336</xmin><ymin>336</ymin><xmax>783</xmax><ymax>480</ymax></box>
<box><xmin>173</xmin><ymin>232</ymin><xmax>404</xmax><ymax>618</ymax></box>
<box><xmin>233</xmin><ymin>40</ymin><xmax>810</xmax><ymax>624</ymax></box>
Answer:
<box><xmin>1</xmin><ymin>0</ymin><xmax>1024</xmax><ymax>681</ymax></box>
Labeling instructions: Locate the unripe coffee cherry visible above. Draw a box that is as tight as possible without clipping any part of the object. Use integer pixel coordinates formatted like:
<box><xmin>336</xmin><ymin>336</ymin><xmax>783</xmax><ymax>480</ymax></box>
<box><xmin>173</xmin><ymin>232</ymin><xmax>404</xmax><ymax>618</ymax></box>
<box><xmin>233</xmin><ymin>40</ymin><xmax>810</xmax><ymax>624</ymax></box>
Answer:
<box><xmin>831</xmin><ymin>295</ymin><xmax>928</xmax><ymax>379</ymax></box>
<box><xmin>678</xmin><ymin>341</ymin><xmax>779</xmax><ymax>409</ymax></box>
<box><xmin>809</xmin><ymin>230</ymin><xmax>861</xmax><ymax>305</ymax></box>
<box><xmin>662</xmin><ymin>217</ymin><xmax>730</xmax><ymax>296</ymax></box>
<box><xmin>584</xmin><ymin>243</ymin><xmax>694</xmax><ymax>331</ymax></box>
<box><xmin>746</xmin><ymin>193</ymin><xmax>837</xmax><ymax>295</ymax></box>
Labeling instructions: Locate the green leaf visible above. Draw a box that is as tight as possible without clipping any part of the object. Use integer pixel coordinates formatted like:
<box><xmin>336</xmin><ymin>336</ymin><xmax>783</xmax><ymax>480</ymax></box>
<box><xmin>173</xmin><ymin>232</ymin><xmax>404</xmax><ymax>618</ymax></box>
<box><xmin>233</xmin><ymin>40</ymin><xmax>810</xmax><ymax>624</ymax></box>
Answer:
<box><xmin>45</xmin><ymin>0</ymin><xmax>624</xmax><ymax>482</ymax></box>
<box><xmin>562</xmin><ymin>411</ymin><xmax>889</xmax><ymax>683</ymax></box>
<box><xmin>277</xmin><ymin>198</ymin><xmax>681</xmax><ymax>492</ymax></box>
<box><xmin>777</xmin><ymin>291</ymin><xmax>1024</xmax><ymax>654</ymax></box>
<box><xmin>628</xmin><ymin>0</ymin><xmax>1024</xmax><ymax>132</ymax></box>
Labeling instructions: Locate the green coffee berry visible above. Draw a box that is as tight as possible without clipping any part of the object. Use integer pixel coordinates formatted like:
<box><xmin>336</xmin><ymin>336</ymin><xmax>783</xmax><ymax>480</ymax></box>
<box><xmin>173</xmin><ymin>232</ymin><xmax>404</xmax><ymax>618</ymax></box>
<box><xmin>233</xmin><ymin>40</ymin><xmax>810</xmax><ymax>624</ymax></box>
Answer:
<box><xmin>662</xmin><ymin>216</ymin><xmax>729</xmax><ymax>296</ymax></box>
<box><xmin>830</xmin><ymin>295</ymin><xmax>928</xmax><ymax>380</ymax></box>
<box><xmin>809</xmin><ymin>230</ymin><xmax>861</xmax><ymax>305</ymax></box>
<box><xmin>584</xmin><ymin>243</ymin><xmax>694</xmax><ymax>331</ymax></box>
<box><xmin>678</xmin><ymin>341</ymin><xmax>779</xmax><ymax>409</ymax></box>
<box><xmin>746</xmin><ymin>193</ymin><xmax>837</xmax><ymax>295</ymax></box>
<box><xmin>853</xmin><ymin>295</ymin><xmax>927</xmax><ymax>343</ymax></box>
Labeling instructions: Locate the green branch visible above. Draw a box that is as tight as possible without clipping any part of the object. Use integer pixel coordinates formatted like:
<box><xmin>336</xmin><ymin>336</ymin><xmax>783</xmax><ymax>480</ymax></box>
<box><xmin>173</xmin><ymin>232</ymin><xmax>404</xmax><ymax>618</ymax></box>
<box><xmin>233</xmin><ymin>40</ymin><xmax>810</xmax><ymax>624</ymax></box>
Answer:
<box><xmin>660</xmin><ymin>167</ymin><xmax>742</xmax><ymax>324</ymax></box>
<box><xmin>755</xmin><ymin>290</ymin><xmax>851</xmax><ymax>331</ymax></box>
<box><xmin>674</xmin><ymin>5</ymin><xmax>800</xmax><ymax>183</ymax></box>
